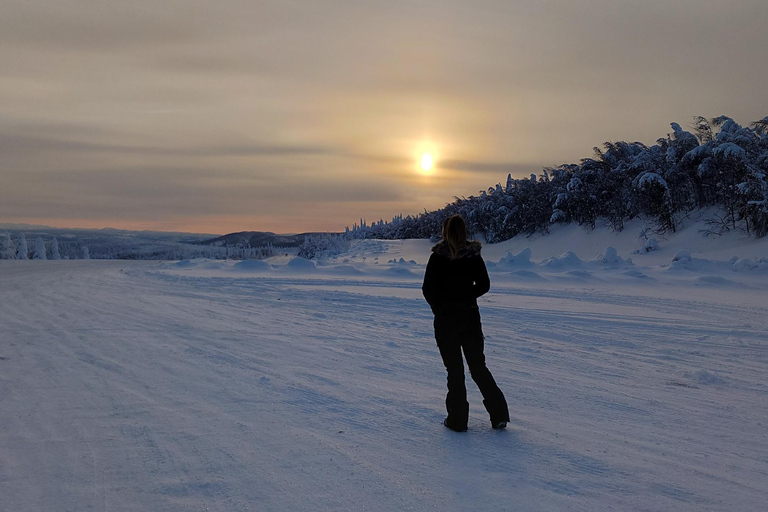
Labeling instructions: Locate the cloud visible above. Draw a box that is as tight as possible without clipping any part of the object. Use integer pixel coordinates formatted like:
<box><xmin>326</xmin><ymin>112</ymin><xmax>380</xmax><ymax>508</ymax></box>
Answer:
<box><xmin>0</xmin><ymin>2</ymin><xmax>208</xmax><ymax>51</ymax></box>
<box><xmin>2</xmin><ymin>0</ymin><xmax>767</xmax><ymax>232</ymax></box>
<box><xmin>1</xmin><ymin>163</ymin><xmax>404</xmax><ymax>221</ymax></box>
<box><xmin>0</xmin><ymin>130</ymin><xmax>337</xmax><ymax>158</ymax></box>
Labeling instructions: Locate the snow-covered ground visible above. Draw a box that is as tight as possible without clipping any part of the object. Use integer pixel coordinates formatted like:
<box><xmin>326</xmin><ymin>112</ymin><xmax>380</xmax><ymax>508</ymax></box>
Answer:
<box><xmin>2</xmin><ymin>218</ymin><xmax>768</xmax><ymax>511</ymax></box>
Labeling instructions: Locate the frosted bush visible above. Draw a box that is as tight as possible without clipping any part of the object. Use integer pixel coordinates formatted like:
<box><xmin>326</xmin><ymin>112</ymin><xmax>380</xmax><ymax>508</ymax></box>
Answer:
<box><xmin>642</xmin><ymin>238</ymin><xmax>658</xmax><ymax>252</ymax></box>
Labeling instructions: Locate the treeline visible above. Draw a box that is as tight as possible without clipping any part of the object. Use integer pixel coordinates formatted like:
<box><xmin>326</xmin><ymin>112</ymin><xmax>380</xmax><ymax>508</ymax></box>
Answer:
<box><xmin>1</xmin><ymin>233</ymin><xmax>79</xmax><ymax>260</ymax></box>
<box><xmin>347</xmin><ymin>116</ymin><xmax>768</xmax><ymax>242</ymax></box>
<box><xmin>1</xmin><ymin>231</ymin><xmax>281</xmax><ymax>261</ymax></box>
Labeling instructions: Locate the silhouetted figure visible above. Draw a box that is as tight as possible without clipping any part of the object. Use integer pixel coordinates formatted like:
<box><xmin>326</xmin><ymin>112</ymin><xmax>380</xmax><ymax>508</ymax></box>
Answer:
<box><xmin>422</xmin><ymin>215</ymin><xmax>509</xmax><ymax>432</ymax></box>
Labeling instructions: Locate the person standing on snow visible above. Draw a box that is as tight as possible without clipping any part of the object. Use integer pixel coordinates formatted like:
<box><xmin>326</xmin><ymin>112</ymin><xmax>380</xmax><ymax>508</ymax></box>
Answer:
<box><xmin>422</xmin><ymin>215</ymin><xmax>509</xmax><ymax>432</ymax></box>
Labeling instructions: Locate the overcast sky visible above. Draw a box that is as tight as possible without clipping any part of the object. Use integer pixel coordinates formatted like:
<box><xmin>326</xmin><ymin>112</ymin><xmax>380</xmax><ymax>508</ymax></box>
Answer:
<box><xmin>2</xmin><ymin>0</ymin><xmax>767</xmax><ymax>234</ymax></box>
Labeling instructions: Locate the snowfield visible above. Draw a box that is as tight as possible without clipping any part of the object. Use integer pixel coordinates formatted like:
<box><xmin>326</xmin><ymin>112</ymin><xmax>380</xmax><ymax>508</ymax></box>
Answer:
<box><xmin>2</xmin><ymin>221</ymin><xmax>768</xmax><ymax>511</ymax></box>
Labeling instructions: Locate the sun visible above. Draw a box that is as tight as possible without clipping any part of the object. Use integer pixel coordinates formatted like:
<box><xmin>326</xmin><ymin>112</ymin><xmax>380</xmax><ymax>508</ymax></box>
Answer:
<box><xmin>420</xmin><ymin>153</ymin><xmax>434</xmax><ymax>172</ymax></box>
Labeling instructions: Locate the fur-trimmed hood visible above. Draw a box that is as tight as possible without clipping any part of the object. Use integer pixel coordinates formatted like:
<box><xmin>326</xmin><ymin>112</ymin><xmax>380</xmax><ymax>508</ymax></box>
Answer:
<box><xmin>431</xmin><ymin>240</ymin><xmax>482</xmax><ymax>259</ymax></box>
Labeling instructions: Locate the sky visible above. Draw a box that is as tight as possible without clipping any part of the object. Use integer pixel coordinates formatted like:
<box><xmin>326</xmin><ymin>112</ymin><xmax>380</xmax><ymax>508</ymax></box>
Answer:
<box><xmin>2</xmin><ymin>0</ymin><xmax>767</xmax><ymax>234</ymax></box>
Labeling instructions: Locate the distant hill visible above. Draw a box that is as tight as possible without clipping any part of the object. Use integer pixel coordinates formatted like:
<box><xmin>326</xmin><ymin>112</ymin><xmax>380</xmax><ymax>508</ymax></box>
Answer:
<box><xmin>199</xmin><ymin>231</ymin><xmax>340</xmax><ymax>248</ymax></box>
<box><xmin>0</xmin><ymin>222</ymin><xmax>57</xmax><ymax>230</ymax></box>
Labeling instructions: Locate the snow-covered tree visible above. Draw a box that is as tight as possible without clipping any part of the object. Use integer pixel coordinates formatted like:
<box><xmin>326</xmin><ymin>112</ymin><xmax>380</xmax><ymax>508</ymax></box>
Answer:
<box><xmin>1</xmin><ymin>233</ymin><xmax>15</xmax><ymax>259</ymax></box>
<box><xmin>298</xmin><ymin>234</ymin><xmax>350</xmax><ymax>260</ymax></box>
<box><xmin>51</xmin><ymin>237</ymin><xmax>61</xmax><ymax>260</ymax></box>
<box><xmin>737</xmin><ymin>167</ymin><xmax>768</xmax><ymax>236</ymax></box>
<box><xmin>82</xmin><ymin>246</ymin><xmax>90</xmax><ymax>260</ymax></box>
<box><xmin>33</xmin><ymin>238</ymin><xmax>47</xmax><ymax>260</ymax></box>
<box><xmin>344</xmin><ymin>115</ymin><xmax>768</xmax><ymax>241</ymax></box>
<box><xmin>634</xmin><ymin>172</ymin><xmax>675</xmax><ymax>232</ymax></box>
<box><xmin>17</xmin><ymin>234</ymin><xmax>29</xmax><ymax>260</ymax></box>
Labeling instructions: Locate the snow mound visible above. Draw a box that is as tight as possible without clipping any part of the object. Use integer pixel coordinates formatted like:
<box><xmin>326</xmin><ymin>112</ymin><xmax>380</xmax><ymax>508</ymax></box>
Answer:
<box><xmin>497</xmin><ymin>248</ymin><xmax>534</xmax><ymax>268</ymax></box>
<box><xmin>592</xmin><ymin>247</ymin><xmax>632</xmax><ymax>266</ymax></box>
<box><xmin>173</xmin><ymin>260</ymin><xmax>196</xmax><ymax>269</ymax></box>
<box><xmin>564</xmin><ymin>269</ymin><xmax>599</xmax><ymax>281</ymax></box>
<box><xmin>623</xmin><ymin>269</ymin><xmax>651</xmax><ymax>279</ymax></box>
<box><xmin>667</xmin><ymin>251</ymin><xmax>695</xmax><ymax>272</ymax></box>
<box><xmin>383</xmin><ymin>267</ymin><xmax>417</xmax><ymax>277</ymax></box>
<box><xmin>286</xmin><ymin>257</ymin><xmax>318</xmax><ymax>272</ymax></box>
<box><xmin>732</xmin><ymin>258</ymin><xmax>755</xmax><ymax>272</ymax></box>
<box><xmin>540</xmin><ymin>251</ymin><xmax>583</xmax><ymax>269</ymax></box>
<box><xmin>643</xmin><ymin>238</ymin><xmax>659</xmax><ymax>252</ymax></box>
<box><xmin>632</xmin><ymin>238</ymin><xmax>659</xmax><ymax>254</ymax></box>
<box><xmin>683</xmin><ymin>369</ymin><xmax>725</xmax><ymax>385</ymax></box>
<box><xmin>732</xmin><ymin>257</ymin><xmax>768</xmax><ymax>272</ymax></box>
<box><xmin>325</xmin><ymin>264</ymin><xmax>364</xmax><ymax>276</ymax></box>
<box><xmin>510</xmin><ymin>269</ymin><xmax>544</xmax><ymax>280</ymax></box>
<box><xmin>199</xmin><ymin>261</ymin><xmax>225</xmax><ymax>270</ymax></box>
<box><xmin>695</xmin><ymin>275</ymin><xmax>737</xmax><ymax>286</ymax></box>
<box><xmin>233</xmin><ymin>260</ymin><xmax>271</xmax><ymax>272</ymax></box>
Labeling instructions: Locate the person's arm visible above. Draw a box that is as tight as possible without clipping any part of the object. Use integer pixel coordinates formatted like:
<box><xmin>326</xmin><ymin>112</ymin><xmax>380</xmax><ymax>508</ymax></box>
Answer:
<box><xmin>422</xmin><ymin>254</ymin><xmax>442</xmax><ymax>308</ymax></box>
<box><xmin>471</xmin><ymin>256</ymin><xmax>490</xmax><ymax>299</ymax></box>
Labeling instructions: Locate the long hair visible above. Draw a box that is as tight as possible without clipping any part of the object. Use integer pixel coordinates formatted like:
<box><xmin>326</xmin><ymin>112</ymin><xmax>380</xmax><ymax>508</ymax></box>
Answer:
<box><xmin>442</xmin><ymin>215</ymin><xmax>467</xmax><ymax>260</ymax></box>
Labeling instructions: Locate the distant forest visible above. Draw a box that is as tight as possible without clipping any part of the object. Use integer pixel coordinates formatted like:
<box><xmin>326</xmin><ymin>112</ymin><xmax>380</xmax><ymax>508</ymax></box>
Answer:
<box><xmin>347</xmin><ymin>116</ymin><xmax>768</xmax><ymax>242</ymax></box>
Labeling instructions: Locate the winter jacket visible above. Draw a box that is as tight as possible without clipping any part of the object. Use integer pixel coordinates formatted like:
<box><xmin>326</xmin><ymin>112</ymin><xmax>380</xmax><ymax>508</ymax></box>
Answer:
<box><xmin>422</xmin><ymin>240</ymin><xmax>490</xmax><ymax>314</ymax></box>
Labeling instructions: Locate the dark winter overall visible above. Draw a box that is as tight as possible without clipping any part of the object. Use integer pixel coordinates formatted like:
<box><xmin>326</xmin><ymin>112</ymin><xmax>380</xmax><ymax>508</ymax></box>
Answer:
<box><xmin>422</xmin><ymin>241</ymin><xmax>509</xmax><ymax>431</ymax></box>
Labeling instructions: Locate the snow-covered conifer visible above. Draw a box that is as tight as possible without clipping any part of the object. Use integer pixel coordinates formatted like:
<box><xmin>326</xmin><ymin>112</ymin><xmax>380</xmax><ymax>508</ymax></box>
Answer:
<box><xmin>1</xmin><ymin>233</ymin><xmax>15</xmax><ymax>259</ymax></box>
<box><xmin>17</xmin><ymin>234</ymin><xmax>29</xmax><ymax>260</ymax></box>
<box><xmin>82</xmin><ymin>246</ymin><xmax>90</xmax><ymax>260</ymax></box>
<box><xmin>51</xmin><ymin>238</ymin><xmax>61</xmax><ymax>260</ymax></box>
<box><xmin>669</xmin><ymin>123</ymin><xmax>699</xmax><ymax>157</ymax></box>
<box><xmin>33</xmin><ymin>238</ymin><xmax>47</xmax><ymax>260</ymax></box>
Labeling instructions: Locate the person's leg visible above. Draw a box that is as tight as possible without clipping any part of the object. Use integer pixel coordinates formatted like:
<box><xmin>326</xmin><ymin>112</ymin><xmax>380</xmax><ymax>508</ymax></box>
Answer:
<box><xmin>435</xmin><ymin>318</ymin><xmax>469</xmax><ymax>430</ymax></box>
<box><xmin>462</xmin><ymin>316</ymin><xmax>509</xmax><ymax>426</ymax></box>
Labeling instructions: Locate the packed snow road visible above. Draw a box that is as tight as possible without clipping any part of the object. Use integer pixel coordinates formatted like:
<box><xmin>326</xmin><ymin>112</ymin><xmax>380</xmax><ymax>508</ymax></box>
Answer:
<box><xmin>1</xmin><ymin>259</ymin><xmax>767</xmax><ymax>511</ymax></box>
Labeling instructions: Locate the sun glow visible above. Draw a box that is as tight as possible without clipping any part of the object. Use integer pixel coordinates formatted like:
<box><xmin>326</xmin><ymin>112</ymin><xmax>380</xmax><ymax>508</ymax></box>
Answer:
<box><xmin>420</xmin><ymin>153</ymin><xmax>434</xmax><ymax>172</ymax></box>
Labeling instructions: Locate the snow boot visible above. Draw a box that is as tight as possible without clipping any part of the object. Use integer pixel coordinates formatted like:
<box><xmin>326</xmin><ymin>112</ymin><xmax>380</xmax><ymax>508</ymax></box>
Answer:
<box><xmin>443</xmin><ymin>417</ymin><xmax>468</xmax><ymax>432</ymax></box>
